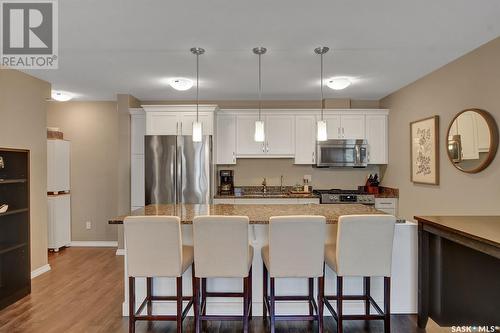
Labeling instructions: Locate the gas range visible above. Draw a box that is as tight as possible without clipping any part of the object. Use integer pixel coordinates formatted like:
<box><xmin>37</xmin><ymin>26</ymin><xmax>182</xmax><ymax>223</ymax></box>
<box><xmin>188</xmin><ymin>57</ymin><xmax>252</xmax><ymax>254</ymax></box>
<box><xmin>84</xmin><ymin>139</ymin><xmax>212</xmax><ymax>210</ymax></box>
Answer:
<box><xmin>313</xmin><ymin>189</ymin><xmax>375</xmax><ymax>205</ymax></box>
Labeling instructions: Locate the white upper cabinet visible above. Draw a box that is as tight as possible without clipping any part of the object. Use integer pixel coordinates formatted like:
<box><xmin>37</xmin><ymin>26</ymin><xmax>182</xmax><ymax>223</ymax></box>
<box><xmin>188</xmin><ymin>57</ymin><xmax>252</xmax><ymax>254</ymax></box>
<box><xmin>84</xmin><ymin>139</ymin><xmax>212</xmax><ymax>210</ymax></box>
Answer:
<box><xmin>340</xmin><ymin>114</ymin><xmax>365</xmax><ymax>139</ymax></box>
<box><xmin>131</xmin><ymin>113</ymin><xmax>146</xmax><ymax>154</ymax></box>
<box><xmin>143</xmin><ymin>105</ymin><xmax>217</xmax><ymax>136</ymax></box>
<box><xmin>325</xmin><ymin>115</ymin><xmax>341</xmax><ymax>139</ymax></box>
<box><xmin>147</xmin><ymin>112</ymin><xmax>179</xmax><ymax>135</ymax></box>
<box><xmin>366</xmin><ymin>114</ymin><xmax>388</xmax><ymax>164</ymax></box>
<box><xmin>179</xmin><ymin>113</ymin><xmax>214</xmax><ymax>136</ymax></box>
<box><xmin>265</xmin><ymin>115</ymin><xmax>295</xmax><ymax>156</ymax></box>
<box><xmin>47</xmin><ymin>140</ymin><xmax>70</xmax><ymax>192</ymax></box>
<box><xmin>295</xmin><ymin>115</ymin><xmax>316</xmax><ymax>164</ymax></box>
<box><xmin>216</xmin><ymin>115</ymin><xmax>236</xmax><ymax>164</ymax></box>
<box><xmin>131</xmin><ymin>154</ymin><xmax>145</xmax><ymax>207</ymax></box>
<box><xmin>236</xmin><ymin>114</ymin><xmax>264</xmax><ymax>155</ymax></box>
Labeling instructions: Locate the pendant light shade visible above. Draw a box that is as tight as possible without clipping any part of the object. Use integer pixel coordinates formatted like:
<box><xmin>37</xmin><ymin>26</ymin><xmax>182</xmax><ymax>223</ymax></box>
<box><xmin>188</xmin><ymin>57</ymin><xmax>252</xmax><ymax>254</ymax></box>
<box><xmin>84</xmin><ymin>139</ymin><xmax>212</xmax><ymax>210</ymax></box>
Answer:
<box><xmin>314</xmin><ymin>46</ymin><xmax>329</xmax><ymax>142</ymax></box>
<box><xmin>253</xmin><ymin>47</ymin><xmax>267</xmax><ymax>142</ymax></box>
<box><xmin>191</xmin><ymin>47</ymin><xmax>205</xmax><ymax>142</ymax></box>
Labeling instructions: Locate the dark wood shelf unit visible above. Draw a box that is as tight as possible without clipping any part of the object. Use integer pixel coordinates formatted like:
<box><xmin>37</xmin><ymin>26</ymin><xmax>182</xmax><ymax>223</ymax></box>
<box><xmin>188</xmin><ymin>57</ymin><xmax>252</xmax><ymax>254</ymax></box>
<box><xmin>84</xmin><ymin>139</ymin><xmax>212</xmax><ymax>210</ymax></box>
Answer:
<box><xmin>0</xmin><ymin>148</ymin><xmax>30</xmax><ymax>311</ymax></box>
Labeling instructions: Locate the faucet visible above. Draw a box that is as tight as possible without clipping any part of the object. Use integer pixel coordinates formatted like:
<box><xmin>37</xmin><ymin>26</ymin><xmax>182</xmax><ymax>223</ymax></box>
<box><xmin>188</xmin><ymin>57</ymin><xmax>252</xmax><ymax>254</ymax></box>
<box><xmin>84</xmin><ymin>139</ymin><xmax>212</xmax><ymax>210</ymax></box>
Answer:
<box><xmin>262</xmin><ymin>177</ymin><xmax>267</xmax><ymax>194</ymax></box>
<box><xmin>280</xmin><ymin>175</ymin><xmax>285</xmax><ymax>193</ymax></box>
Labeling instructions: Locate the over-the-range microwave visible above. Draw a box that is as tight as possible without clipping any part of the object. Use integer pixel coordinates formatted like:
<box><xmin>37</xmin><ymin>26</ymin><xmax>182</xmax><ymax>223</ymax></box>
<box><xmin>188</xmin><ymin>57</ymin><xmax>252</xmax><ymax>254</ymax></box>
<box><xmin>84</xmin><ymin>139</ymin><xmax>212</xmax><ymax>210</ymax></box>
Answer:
<box><xmin>315</xmin><ymin>139</ymin><xmax>368</xmax><ymax>168</ymax></box>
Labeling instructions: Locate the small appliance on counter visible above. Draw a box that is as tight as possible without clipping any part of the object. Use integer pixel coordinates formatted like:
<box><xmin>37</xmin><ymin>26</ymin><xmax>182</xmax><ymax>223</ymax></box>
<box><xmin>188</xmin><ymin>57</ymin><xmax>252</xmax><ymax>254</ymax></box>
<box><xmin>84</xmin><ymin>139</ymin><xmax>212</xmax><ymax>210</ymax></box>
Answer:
<box><xmin>219</xmin><ymin>170</ymin><xmax>234</xmax><ymax>195</ymax></box>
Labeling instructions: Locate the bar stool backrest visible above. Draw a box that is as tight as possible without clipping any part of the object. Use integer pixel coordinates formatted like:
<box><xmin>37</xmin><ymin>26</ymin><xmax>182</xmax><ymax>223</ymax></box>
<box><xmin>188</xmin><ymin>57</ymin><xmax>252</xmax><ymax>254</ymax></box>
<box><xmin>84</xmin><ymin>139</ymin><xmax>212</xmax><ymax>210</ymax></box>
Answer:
<box><xmin>268</xmin><ymin>215</ymin><xmax>326</xmax><ymax>278</ymax></box>
<box><xmin>124</xmin><ymin>216</ymin><xmax>183</xmax><ymax>277</ymax></box>
<box><xmin>193</xmin><ymin>215</ymin><xmax>250</xmax><ymax>278</ymax></box>
<box><xmin>336</xmin><ymin>214</ymin><xmax>396</xmax><ymax>277</ymax></box>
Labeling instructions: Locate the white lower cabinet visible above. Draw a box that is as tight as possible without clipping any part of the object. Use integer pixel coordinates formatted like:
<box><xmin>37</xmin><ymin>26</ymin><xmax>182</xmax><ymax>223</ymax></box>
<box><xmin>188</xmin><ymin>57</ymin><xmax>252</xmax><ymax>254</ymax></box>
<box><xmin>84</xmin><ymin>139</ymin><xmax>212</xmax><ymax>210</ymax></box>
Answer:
<box><xmin>375</xmin><ymin>198</ymin><xmax>398</xmax><ymax>216</ymax></box>
<box><xmin>48</xmin><ymin>194</ymin><xmax>71</xmax><ymax>251</ymax></box>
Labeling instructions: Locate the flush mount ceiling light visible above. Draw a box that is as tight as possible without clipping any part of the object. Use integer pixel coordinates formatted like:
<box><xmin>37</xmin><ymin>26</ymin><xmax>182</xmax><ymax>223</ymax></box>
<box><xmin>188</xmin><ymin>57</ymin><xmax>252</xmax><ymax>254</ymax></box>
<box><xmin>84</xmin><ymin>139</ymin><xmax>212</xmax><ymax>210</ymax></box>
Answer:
<box><xmin>314</xmin><ymin>46</ymin><xmax>329</xmax><ymax>141</ymax></box>
<box><xmin>168</xmin><ymin>77</ymin><xmax>193</xmax><ymax>91</ymax></box>
<box><xmin>190</xmin><ymin>47</ymin><xmax>205</xmax><ymax>142</ymax></box>
<box><xmin>327</xmin><ymin>77</ymin><xmax>352</xmax><ymax>90</ymax></box>
<box><xmin>51</xmin><ymin>90</ymin><xmax>73</xmax><ymax>102</ymax></box>
<box><xmin>253</xmin><ymin>46</ymin><xmax>267</xmax><ymax>142</ymax></box>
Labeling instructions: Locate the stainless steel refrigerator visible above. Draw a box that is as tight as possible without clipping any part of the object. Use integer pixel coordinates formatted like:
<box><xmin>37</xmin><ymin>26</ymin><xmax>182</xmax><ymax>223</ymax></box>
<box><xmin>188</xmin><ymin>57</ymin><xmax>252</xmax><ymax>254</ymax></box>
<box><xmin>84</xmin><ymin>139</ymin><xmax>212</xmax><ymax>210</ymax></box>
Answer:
<box><xmin>145</xmin><ymin>135</ymin><xmax>213</xmax><ymax>205</ymax></box>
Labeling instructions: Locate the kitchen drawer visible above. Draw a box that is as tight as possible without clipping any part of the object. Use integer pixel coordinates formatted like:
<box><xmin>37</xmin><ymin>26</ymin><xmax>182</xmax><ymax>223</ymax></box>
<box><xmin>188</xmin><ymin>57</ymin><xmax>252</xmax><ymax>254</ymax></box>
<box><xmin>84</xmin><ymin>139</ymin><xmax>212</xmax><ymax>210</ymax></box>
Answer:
<box><xmin>375</xmin><ymin>198</ymin><xmax>398</xmax><ymax>215</ymax></box>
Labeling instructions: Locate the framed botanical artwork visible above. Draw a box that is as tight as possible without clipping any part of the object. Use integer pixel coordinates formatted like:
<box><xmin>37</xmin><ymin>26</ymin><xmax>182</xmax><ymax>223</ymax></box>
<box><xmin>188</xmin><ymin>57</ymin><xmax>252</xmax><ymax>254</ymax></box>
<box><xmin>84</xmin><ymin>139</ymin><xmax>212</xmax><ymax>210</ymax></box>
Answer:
<box><xmin>410</xmin><ymin>116</ymin><xmax>439</xmax><ymax>185</ymax></box>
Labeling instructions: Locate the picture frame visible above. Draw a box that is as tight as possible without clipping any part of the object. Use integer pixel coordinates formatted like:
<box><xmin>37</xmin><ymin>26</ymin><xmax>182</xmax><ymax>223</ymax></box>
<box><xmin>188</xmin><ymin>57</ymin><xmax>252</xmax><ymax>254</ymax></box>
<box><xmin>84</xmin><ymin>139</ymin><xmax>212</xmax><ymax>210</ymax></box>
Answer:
<box><xmin>410</xmin><ymin>116</ymin><xmax>439</xmax><ymax>185</ymax></box>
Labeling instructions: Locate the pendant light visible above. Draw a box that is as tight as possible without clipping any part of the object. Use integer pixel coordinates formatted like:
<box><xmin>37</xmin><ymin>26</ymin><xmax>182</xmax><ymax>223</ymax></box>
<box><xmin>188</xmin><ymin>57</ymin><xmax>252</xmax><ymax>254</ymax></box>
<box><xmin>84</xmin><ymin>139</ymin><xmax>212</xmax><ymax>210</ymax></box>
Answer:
<box><xmin>253</xmin><ymin>47</ymin><xmax>267</xmax><ymax>142</ymax></box>
<box><xmin>190</xmin><ymin>47</ymin><xmax>205</xmax><ymax>142</ymax></box>
<box><xmin>314</xmin><ymin>46</ymin><xmax>329</xmax><ymax>141</ymax></box>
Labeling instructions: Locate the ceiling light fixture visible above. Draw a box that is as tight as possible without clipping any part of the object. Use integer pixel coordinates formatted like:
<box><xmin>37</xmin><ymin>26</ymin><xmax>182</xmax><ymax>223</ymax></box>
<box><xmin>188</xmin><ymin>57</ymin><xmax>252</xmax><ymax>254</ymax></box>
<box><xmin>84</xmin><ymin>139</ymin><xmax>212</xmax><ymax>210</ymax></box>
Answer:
<box><xmin>314</xmin><ymin>46</ymin><xmax>329</xmax><ymax>141</ymax></box>
<box><xmin>51</xmin><ymin>90</ymin><xmax>73</xmax><ymax>102</ymax></box>
<box><xmin>168</xmin><ymin>77</ymin><xmax>193</xmax><ymax>91</ymax></box>
<box><xmin>327</xmin><ymin>77</ymin><xmax>352</xmax><ymax>90</ymax></box>
<box><xmin>253</xmin><ymin>46</ymin><xmax>267</xmax><ymax>142</ymax></box>
<box><xmin>190</xmin><ymin>47</ymin><xmax>205</xmax><ymax>142</ymax></box>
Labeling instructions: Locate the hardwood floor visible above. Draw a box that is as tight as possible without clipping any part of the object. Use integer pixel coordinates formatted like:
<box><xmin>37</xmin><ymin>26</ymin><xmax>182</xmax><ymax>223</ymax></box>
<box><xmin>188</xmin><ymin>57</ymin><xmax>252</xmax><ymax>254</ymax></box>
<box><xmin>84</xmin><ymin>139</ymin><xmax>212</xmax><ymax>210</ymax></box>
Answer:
<box><xmin>0</xmin><ymin>248</ymin><xmax>431</xmax><ymax>333</ymax></box>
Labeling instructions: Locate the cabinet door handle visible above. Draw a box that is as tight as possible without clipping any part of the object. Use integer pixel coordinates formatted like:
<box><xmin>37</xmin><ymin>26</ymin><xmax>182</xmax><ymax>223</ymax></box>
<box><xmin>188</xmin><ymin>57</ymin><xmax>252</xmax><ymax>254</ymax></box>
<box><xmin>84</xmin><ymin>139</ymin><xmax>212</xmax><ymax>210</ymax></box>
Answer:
<box><xmin>232</xmin><ymin>152</ymin><xmax>235</xmax><ymax>163</ymax></box>
<box><xmin>342</xmin><ymin>127</ymin><xmax>345</xmax><ymax>137</ymax></box>
<box><xmin>180</xmin><ymin>122</ymin><xmax>183</xmax><ymax>135</ymax></box>
<box><xmin>266</xmin><ymin>142</ymin><xmax>269</xmax><ymax>152</ymax></box>
<box><xmin>337</xmin><ymin>127</ymin><xmax>340</xmax><ymax>137</ymax></box>
<box><xmin>176</xmin><ymin>122</ymin><xmax>179</xmax><ymax>135</ymax></box>
<box><xmin>312</xmin><ymin>151</ymin><xmax>315</xmax><ymax>163</ymax></box>
<box><xmin>262</xmin><ymin>143</ymin><xmax>265</xmax><ymax>152</ymax></box>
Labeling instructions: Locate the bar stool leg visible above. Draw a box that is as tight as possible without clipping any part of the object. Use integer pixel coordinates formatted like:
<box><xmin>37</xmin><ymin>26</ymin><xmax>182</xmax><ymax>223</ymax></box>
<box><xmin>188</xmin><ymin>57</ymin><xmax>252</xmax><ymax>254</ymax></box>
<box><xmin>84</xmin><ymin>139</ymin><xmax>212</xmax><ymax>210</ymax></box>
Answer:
<box><xmin>243</xmin><ymin>275</ymin><xmax>249</xmax><ymax>333</ymax></box>
<box><xmin>337</xmin><ymin>276</ymin><xmax>343</xmax><ymax>333</ymax></box>
<box><xmin>384</xmin><ymin>277</ymin><xmax>391</xmax><ymax>333</ymax></box>
<box><xmin>262</xmin><ymin>263</ymin><xmax>268</xmax><ymax>318</ymax></box>
<box><xmin>364</xmin><ymin>277</ymin><xmax>371</xmax><ymax>315</ymax></box>
<box><xmin>192</xmin><ymin>266</ymin><xmax>199</xmax><ymax>333</ymax></box>
<box><xmin>194</xmin><ymin>277</ymin><xmax>201</xmax><ymax>333</ymax></box>
<box><xmin>318</xmin><ymin>276</ymin><xmax>324</xmax><ymax>333</ymax></box>
<box><xmin>248</xmin><ymin>267</ymin><xmax>253</xmax><ymax>319</ymax></box>
<box><xmin>308</xmin><ymin>278</ymin><xmax>314</xmax><ymax>316</ymax></box>
<box><xmin>176</xmin><ymin>276</ymin><xmax>183</xmax><ymax>333</ymax></box>
<box><xmin>128</xmin><ymin>276</ymin><xmax>135</xmax><ymax>333</ymax></box>
<box><xmin>201</xmin><ymin>278</ymin><xmax>207</xmax><ymax>316</ymax></box>
<box><xmin>146</xmin><ymin>277</ymin><xmax>153</xmax><ymax>316</ymax></box>
<box><xmin>270</xmin><ymin>277</ymin><xmax>276</xmax><ymax>333</ymax></box>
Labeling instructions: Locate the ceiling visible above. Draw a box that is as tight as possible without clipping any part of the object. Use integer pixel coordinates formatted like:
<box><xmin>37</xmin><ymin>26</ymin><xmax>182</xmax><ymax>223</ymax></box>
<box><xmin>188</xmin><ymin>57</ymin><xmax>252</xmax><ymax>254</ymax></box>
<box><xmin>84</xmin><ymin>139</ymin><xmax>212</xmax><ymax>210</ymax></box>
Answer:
<box><xmin>24</xmin><ymin>0</ymin><xmax>500</xmax><ymax>101</ymax></box>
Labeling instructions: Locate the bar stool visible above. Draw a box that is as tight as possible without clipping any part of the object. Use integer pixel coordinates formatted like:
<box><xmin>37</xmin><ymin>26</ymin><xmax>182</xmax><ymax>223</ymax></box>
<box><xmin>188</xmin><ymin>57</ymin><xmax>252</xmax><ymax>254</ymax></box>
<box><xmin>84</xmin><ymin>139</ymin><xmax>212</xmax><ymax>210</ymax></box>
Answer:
<box><xmin>324</xmin><ymin>214</ymin><xmax>396</xmax><ymax>333</ymax></box>
<box><xmin>262</xmin><ymin>215</ymin><xmax>326</xmax><ymax>333</ymax></box>
<box><xmin>192</xmin><ymin>216</ymin><xmax>253</xmax><ymax>333</ymax></box>
<box><xmin>124</xmin><ymin>216</ymin><xmax>194</xmax><ymax>333</ymax></box>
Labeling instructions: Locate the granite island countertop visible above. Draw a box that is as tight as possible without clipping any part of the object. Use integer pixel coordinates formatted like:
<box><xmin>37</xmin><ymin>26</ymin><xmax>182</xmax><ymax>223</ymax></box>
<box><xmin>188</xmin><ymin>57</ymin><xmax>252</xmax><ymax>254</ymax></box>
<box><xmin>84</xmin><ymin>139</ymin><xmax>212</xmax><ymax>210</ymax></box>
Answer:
<box><xmin>109</xmin><ymin>203</ymin><xmax>384</xmax><ymax>224</ymax></box>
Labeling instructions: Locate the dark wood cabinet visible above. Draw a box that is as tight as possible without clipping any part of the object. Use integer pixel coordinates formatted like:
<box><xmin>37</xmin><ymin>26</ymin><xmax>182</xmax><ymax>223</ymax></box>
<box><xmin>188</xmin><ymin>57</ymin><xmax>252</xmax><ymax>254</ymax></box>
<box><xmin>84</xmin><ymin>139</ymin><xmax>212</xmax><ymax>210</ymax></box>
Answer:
<box><xmin>0</xmin><ymin>148</ymin><xmax>30</xmax><ymax>311</ymax></box>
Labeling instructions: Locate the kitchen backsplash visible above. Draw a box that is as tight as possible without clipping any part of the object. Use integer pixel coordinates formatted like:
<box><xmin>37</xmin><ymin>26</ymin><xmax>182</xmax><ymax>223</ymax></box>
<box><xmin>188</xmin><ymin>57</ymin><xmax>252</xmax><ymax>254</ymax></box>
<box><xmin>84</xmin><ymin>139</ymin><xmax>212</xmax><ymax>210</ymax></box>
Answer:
<box><xmin>217</xmin><ymin>158</ymin><xmax>380</xmax><ymax>189</ymax></box>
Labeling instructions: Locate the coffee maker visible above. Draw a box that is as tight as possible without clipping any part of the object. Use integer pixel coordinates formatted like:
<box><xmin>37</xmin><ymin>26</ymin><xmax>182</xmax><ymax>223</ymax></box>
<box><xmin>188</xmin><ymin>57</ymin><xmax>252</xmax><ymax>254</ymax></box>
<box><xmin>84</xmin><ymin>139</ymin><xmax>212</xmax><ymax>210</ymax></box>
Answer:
<box><xmin>219</xmin><ymin>170</ymin><xmax>234</xmax><ymax>195</ymax></box>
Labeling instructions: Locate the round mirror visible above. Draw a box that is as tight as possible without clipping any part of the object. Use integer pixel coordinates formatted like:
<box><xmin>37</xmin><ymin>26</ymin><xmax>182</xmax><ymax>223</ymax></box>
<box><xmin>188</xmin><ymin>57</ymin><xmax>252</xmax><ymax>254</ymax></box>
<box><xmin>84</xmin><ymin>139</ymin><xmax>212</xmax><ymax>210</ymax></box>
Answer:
<box><xmin>446</xmin><ymin>109</ymin><xmax>498</xmax><ymax>173</ymax></box>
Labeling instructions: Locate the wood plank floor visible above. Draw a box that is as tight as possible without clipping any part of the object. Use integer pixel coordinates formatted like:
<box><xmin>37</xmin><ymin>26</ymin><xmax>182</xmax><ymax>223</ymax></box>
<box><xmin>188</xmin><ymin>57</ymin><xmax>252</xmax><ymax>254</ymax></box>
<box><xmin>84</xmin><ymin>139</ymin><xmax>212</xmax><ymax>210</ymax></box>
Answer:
<box><xmin>0</xmin><ymin>247</ymin><xmax>434</xmax><ymax>333</ymax></box>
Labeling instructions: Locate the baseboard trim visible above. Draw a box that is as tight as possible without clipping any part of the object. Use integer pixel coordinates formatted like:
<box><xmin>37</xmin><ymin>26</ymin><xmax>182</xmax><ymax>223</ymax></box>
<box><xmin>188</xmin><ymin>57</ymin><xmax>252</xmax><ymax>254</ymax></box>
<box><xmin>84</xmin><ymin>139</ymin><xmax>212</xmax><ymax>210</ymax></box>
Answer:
<box><xmin>69</xmin><ymin>241</ymin><xmax>118</xmax><ymax>248</ymax></box>
<box><xmin>116</xmin><ymin>249</ymin><xmax>125</xmax><ymax>256</ymax></box>
<box><xmin>31</xmin><ymin>264</ymin><xmax>51</xmax><ymax>279</ymax></box>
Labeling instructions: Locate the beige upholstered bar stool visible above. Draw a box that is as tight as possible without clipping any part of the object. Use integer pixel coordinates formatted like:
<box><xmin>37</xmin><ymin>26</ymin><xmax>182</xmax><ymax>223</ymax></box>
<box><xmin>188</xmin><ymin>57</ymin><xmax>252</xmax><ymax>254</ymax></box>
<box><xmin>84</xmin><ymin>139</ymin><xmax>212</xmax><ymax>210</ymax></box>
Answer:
<box><xmin>124</xmin><ymin>216</ymin><xmax>194</xmax><ymax>333</ymax></box>
<box><xmin>262</xmin><ymin>215</ymin><xmax>326</xmax><ymax>333</ymax></box>
<box><xmin>324</xmin><ymin>214</ymin><xmax>396</xmax><ymax>333</ymax></box>
<box><xmin>192</xmin><ymin>216</ymin><xmax>253</xmax><ymax>333</ymax></box>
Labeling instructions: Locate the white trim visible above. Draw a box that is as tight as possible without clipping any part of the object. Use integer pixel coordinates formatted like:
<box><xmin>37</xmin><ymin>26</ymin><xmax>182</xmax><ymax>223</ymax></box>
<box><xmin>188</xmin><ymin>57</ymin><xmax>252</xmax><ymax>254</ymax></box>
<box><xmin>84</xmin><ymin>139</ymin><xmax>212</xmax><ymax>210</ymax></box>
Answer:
<box><xmin>116</xmin><ymin>248</ymin><xmax>125</xmax><ymax>256</ymax></box>
<box><xmin>218</xmin><ymin>108</ymin><xmax>389</xmax><ymax>116</ymax></box>
<box><xmin>69</xmin><ymin>241</ymin><xmax>118</xmax><ymax>247</ymax></box>
<box><xmin>129</xmin><ymin>108</ymin><xmax>145</xmax><ymax>115</ymax></box>
<box><xmin>31</xmin><ymin>264</ymin><xmax>51</xmax><ymax>279</ymax></box>
<box><xmin>141</xmin><ymin>104</ymin><xmax>219</xmax><ymax>113</ymax></box>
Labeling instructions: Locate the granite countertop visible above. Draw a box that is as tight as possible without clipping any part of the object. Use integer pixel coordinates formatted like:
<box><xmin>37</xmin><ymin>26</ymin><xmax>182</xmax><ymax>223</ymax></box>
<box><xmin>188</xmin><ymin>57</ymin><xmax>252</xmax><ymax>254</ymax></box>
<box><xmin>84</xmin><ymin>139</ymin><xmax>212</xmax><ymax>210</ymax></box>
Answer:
<box><xmin>109</xmin><ymin>203</ymin><xmax>384</xmax><ymax>225</ymax></box>
<box><xmin>213</xmin><ymin>193</ymin><xmax>319</xmax><ymax>199</ymax></box>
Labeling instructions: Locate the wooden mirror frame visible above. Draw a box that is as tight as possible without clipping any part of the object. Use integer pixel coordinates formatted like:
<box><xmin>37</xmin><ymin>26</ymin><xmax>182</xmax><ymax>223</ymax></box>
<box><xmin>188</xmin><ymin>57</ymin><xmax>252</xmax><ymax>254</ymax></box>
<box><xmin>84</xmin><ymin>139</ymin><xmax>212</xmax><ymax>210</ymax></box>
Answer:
<box><xmin>446</xmin><ymin>108</ymin><xmax>499</xmax><ymax>173</ymax></box>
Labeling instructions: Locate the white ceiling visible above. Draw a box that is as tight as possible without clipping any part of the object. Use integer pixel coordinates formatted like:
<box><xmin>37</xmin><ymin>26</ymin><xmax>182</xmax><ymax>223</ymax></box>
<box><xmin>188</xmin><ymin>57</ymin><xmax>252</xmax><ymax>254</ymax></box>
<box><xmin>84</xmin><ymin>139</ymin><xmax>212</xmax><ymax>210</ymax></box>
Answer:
<box><xmin>24</xmin><ymin>0</ymin><xmax>500</xmax><ymax>101</ymax></box>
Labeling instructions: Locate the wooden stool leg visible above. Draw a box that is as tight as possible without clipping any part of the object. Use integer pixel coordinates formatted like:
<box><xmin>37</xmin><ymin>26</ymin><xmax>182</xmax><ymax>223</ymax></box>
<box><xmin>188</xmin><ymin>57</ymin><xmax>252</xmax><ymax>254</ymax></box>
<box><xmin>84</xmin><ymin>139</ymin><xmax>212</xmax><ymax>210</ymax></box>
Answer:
<box><xmin>201</xmin><ymin>278</ymin><xmax>207</xmax><ymax>316</ymax></box>
<box><xmin>262</xmin><ymin>263</ymin><xmax>268</xmax><ymax>318</ymax></box>
<box><xmin>146</xmin><ymin>277</ymin><xmax>153</xmax><ymax>316</ymax></box>
<box><xmin>243</xmin><ymin>276</ymin><xmax>249</xmax><ymax>333</ymax></box>
<box><xmin>318</xmin><ymin>275</ymin><xmax>324</xmax><ymax>333</ymax></box>
<box><xmin>337</xmin><ymin>276</ymin><xmax>343</xmax><ymax>333</ymax></box>
<box><xmin>195</xmin><ymin>277</ymin><xmax>201</xmax><ymax>333</ymax></box>
<box><xmin>384</xmin><ymin>277</ymin><xmax>391</xmax><ymax>333</ymax></box>
<box><xmin>192</xmin><ymin>266</ymin><xmax>200</xmax><ymax>333</ymax></box>
<box><xmin>270</xmin><ymin>277</ymin><xmax>276</xmax><ymax>333</ymax></box>
<box><xmin>308</xmin><ymin>278</ymin><xmax>314</xmax><ymax>316</ymax></box>
<box><xmin>128</xmin><ymin>277</ymin><xmax>135</xmax><ymax>333</ymax></box>
<box><xmin>364</xmin><ymin>276</ymin><xmax>371</xmax><ymax>315</ymax></box>
<box><xmin>248</xmin><ymin>266</ymin><xmax>253</xmax><ymax>319</ymax></box>
<box><xmin>176</xmin><ymin>276</ymin><xmax>183</xmax><ymax>333</ymax></box>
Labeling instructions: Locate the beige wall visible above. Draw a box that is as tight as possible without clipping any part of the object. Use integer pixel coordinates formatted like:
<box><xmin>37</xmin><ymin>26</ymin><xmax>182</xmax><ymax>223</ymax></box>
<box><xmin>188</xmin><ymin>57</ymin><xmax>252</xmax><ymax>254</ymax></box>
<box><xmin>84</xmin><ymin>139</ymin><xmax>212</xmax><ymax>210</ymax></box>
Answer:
<box><xmin>380</xmin><ymin>37</ymin><xmax>500</xmax><ymax>220</ymax></box>
<box><xmin>47</xmin><ymin>101</ymin><xmax>119</xmax><ymax>241</ymax></box>
<box><xmin>218</xmin><ymin>159</ymin><xmax>379</xmax><ymax>189</ymax></box>
<box><xmin>0</xmin><ymin>69</ymin><xmax>50</xmax><ymax>271</ymax></box>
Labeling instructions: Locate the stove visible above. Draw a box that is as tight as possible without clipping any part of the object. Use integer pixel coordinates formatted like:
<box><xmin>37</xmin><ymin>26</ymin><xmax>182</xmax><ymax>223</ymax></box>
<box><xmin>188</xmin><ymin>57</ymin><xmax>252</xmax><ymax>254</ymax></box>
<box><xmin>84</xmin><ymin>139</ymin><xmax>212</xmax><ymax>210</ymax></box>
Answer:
<box><xmin>313</xmin><ymin>189</ymin><xmax>375</xmax><ymax>205</ymax></box>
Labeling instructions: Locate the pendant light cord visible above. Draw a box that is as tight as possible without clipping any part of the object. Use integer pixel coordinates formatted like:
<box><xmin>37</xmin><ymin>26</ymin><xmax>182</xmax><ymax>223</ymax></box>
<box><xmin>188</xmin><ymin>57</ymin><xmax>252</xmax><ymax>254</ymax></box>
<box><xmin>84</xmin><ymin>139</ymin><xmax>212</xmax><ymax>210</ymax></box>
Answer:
<box><xmin>258</xmin><ymin>53</ymin><xmax>262</xmax><ymax>121</ymax></box>
<box><xmin>320</xmin><ymin>52</ymin><xmax>324</xmax><ymax>121</ymax></box>
<box><xmin>196</xmin><ymin>52</ymin><xmax>199</xmax><ymax>122</ymax></box>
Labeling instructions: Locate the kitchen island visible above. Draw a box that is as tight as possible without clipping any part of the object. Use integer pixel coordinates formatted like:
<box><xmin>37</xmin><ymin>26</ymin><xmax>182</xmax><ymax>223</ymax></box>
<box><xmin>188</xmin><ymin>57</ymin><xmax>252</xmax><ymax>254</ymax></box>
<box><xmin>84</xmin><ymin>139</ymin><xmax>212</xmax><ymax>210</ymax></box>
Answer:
<box><xmin>110</xmin><ymin>203</ymin><xmax>417</xmax><ymax>317</ymax></box>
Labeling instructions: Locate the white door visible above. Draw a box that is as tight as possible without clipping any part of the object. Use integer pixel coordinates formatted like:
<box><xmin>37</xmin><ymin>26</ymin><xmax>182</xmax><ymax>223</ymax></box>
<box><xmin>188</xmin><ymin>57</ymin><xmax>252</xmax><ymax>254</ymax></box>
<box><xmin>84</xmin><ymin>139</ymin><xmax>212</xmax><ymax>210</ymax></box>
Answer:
<box><xmin>146</xmin><ymin>112</ymin><xmax>179</xmax><ymax>135</ymax></box>
<box><xmin>216</xmin><ymin>115</ymin><xmax>237</xmax><ymax>164</ymax></box>
<box><xmin>236</xmin><ymin>115</ymin><xmax>265</xmax><ymax>155</ymax></box>
<box><xmin>295</xmin><ymin>115</ymin><xmax>316</xmax><ymax>164</ymax></box>
<box><xmin>365</xmin><ymin>114</ymin><xmax>388</xmax><ymax>164</ymax></box>
<box><xmin>341</xmin><ymin>114</ymin><xmax>365</xmax><ymax>139</ymax></box>
<box><xmin>324</xmin><ymin>115</ymin><xmax>341</xmax><ymax>139</ymax></box>
<box><xmin>265</xmin><ymin>115</ymin><xmax>295</xmax><ymax>155</ymax></box>
<box><xmin>131</xmin><ymin>155</ymin><xmax>145</xmax><ymax>207</ymax></box>
<box><xmin>131</xmin><ymin>114</ymin><xmax>146</xmax><ymax>155</ymax></box>
<box><xmin>179</xmin><ymin>113</ymin><xmax>213</xmax><ymax>135</ymax></box>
